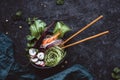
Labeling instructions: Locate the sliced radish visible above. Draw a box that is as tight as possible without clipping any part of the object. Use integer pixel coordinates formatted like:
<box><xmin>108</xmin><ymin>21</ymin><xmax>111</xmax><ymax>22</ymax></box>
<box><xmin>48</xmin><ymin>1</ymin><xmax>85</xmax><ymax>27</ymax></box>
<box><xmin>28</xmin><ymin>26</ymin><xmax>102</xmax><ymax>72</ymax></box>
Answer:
<box><xmin>29</xmin><ymin>48</ymin><xmax>37</xmax><ymax>56</ymax></box>
<box><xmin>30</xmin><ymin>58</ymin><xmax>38</xmax><ymax>63</ymax></box>
<box><xmin>37</xmin><ymin>52</ymin><xmax>44</xmax><ymax>60</ymax></box>
<box><xmin>35</xmin><ymin>61</ymin><xmax>45</xmax><ymax>66</ymax></box>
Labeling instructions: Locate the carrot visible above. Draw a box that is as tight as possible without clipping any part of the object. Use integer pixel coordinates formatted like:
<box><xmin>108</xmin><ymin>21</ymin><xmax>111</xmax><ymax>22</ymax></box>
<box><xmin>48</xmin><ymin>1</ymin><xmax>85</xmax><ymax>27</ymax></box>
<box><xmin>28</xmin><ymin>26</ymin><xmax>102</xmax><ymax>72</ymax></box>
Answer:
<box><xmin>42</xmin><ymin>32</ymin><xmax>60</xmax><ymax>46</ymax></box>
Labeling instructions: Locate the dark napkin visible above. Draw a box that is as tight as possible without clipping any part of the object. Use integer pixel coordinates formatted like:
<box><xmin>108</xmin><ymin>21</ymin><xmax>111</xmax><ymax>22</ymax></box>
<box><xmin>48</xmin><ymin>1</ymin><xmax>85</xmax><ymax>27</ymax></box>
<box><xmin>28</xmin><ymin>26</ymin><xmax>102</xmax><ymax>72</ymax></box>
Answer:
<box><xmin>0</xmin><ymin>33</ymin><xmax>37</xmax><ymax>80</ymax></box>
<box><xmin>44</xmin><ymin>64</ymin><xmax>93</xmax><ymax>80</ymax></box>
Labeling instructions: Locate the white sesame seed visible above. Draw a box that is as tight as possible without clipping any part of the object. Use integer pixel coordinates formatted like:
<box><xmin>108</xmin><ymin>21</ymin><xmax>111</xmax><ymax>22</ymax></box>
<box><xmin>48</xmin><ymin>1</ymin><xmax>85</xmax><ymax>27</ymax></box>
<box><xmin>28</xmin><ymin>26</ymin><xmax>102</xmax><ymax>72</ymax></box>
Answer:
<box><xmin>61</xmin><ymin>65</ymin><xmax>64</xmax><ymax>68</ymax></box>
<box><xmin>41</xmin><ymin>3</ymin><xmax>43</xmax><ymax>6</ymax></box>
<box><xmin>5</xmin><ymin>19</ymin><xmax>8</xmax><ymax>22</ymax></box>
<box><xmin>44</xmin><ymin>5</ymin><xmax>47</xmax><ymax>8</ymax></box>
<box><xmin>5</xmin><ymin>32</ymin><xmax>8</xmax><ymax>34</ymax></box>
<box><xmin>65</xmin><ymin>61</ymin><xmax>68</xmax><ymax>64</ymax></box>
<box><xmin>19</xmin><ymin>26</ymin><xmax>22</xmax><ymax>29</ymax></box>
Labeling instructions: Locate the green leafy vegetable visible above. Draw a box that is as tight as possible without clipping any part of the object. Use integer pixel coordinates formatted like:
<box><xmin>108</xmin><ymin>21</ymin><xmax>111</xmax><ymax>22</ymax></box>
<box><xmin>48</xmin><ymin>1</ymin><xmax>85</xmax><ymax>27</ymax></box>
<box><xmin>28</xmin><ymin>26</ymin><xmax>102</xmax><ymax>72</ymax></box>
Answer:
<box><xmin>16</xmin><ymin>10</ymin><xmax>22</xmax><ymax>17</ymax></box>
<box><xmin>26</xmin><ymin>19</ymin><xmax>46</xmax><ymax>48</ymax></box>
<box><xmin>12</xmin><ymin>10</ymin><xmax>22</xmax><ymax>21</ymax></box>
<box><xmin>29</xmin><ymin>19</ymin><xmax>46</xmax><ymax>39</ymax></box>
<box><xmin>56</xmin><ymin>0</ymin><xmax>64</xmax><ymax>5</ymax></box>
<box><xmin>26</xmin><ymin>35</ymin><xmax>35</xmax><ymax>41</ymax></box>
<box><xmin>45</xmin><ymin>46</ymin><xmax>66</xmax><ymax>67</ymax></box>
<box><xmin>112</xmin><ymin>67</ymin><xmax>120</xmax><ymax>80</ymax></box>
<box><xmin>27</xmin><ymin>42</ymin><xmax>35</xmax><ymax>48</ymax></box>
<box><xmin>53</xmin><ymin>21</ymin><xmax>71</xmax><ymax>38</ymax></box>
<box><xmin>27</xmin><ymin>17</ymin><xmax>38</xmax><ymax>25</ymax></box>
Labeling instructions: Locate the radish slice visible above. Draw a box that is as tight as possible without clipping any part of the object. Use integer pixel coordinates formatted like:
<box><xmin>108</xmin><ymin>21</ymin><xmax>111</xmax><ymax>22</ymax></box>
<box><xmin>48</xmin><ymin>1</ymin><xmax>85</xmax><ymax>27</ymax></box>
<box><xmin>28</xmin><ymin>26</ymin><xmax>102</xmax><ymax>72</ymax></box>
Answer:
<box><xmin>29</xmin><ymin>48</ymin><xmax>37</xmax><ymax>56</ymax></box>
<box><xmin>30</xmin><ymin>58</ymin><xmax>38</xmax><ymax>63</ymax></box>
<box><xmin>37</xmin><ymin>52</ymin><xmax>44</xmax><ymax>60</ymax></box>
<box><xmin>35</xmin><ymin>61</ymin><xmax>45</xmax><ymax>66</ymax></box>
<box><xmin>46</xmin><ymin>39</ymin><xmax>62</xmax><ymax>49</ymax></box>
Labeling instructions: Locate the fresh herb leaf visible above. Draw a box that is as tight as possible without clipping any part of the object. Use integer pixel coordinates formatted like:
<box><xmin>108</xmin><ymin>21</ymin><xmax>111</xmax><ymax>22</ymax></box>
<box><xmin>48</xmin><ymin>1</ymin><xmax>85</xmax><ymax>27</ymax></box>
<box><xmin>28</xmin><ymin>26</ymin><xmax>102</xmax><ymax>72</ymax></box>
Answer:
<box><xmin>27</xmin><ymin>19</ymin><xmax>46</xmax><ymax>49</ymax></box>
<box><xmin>34</xmin><ymin>21</ymin><xmax>56</xmax><ymax>48</ymax></box>
<box><xmin>12</xmin><ymin>10</ymin><xmax>22</xmax><ymax>21</ymax></box>
<box><xmin>26</xmin><ymin>35</ymin><xmax>35</xmax><ymax>41</ymax></box>
<box><xmin>53</xmin><ymin>21</ymin><xmax>71</xmax><ymax>38</ymax></box>
<box><xmin>45</xmin><ymin>46</ymin><xmax>66</xmax><ymax>67</ymax></box>
<box><xmin>56</xmin><ymin>0</ymin><xmax>64</xmax><ymax>5</ymax></box>
<box><xmin>112</xmin><ymin>67</ymin><xmax>120</xmax><ymax>79</ymax></box>
<box><xmin>27</xmin><ymin>42</ymin><xmax>35</xmax><ymax>48</ymax></box>
<box><xmin>16</xmin><ymin>11</ymin><xmax>22</xmax><ymax>17</ymax></box>
<box><xmin>27</xmin><ymin>17</ymin><xmax>38</xmax><ymax>25</ymax></box>
<box><xmin>29</xmin><ymin>19</ymin><xmax>46</xmax><ymax>39</ymax></box>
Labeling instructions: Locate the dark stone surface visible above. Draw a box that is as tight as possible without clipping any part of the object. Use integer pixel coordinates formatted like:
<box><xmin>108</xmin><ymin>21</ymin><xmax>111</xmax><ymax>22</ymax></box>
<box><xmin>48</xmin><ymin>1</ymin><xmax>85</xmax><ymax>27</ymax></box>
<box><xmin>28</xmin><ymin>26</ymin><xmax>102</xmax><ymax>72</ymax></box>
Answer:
<box><xmin>0</xmin><ymin>0</ymin><xmax>120</xmax><ymax>80</ymax></box>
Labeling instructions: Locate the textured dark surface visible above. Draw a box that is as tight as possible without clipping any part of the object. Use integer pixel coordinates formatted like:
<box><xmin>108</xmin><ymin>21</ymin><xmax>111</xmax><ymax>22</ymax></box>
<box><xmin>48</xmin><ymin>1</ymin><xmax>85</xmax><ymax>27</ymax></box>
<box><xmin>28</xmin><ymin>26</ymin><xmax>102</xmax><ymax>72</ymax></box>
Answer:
<box><xmin>0</xmin><ymin>0</ymin><xmax>120</xmax><ymax>80</ymax></box>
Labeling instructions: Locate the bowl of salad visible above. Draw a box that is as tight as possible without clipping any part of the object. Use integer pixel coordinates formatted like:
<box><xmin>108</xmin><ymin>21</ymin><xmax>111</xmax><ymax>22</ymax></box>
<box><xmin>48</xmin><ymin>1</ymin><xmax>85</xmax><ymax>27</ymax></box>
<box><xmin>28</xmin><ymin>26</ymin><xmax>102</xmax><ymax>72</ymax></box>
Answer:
<box><xmin>26</xmin><ymin>18</ymin><xmax>70</xmax><ymax>69</ymax></box>
<box><xmin>26</xmin><ymin>16</ymin><xmax>109</xmax><ymax>69</ymax></box>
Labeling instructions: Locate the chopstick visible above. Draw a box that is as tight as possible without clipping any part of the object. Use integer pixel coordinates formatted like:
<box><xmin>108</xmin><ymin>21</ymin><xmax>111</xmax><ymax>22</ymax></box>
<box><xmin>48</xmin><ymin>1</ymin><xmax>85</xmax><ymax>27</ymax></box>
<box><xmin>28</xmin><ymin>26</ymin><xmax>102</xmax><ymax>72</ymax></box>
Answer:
<box><xmin>61</xmin><ymin>15</ymin><xmax>103</xmax><ymax>45</ymax></box>
<box><xmin>62</xmin><ymin>31</ymin><xmax>109</xmax><ymax>49</ymax></box>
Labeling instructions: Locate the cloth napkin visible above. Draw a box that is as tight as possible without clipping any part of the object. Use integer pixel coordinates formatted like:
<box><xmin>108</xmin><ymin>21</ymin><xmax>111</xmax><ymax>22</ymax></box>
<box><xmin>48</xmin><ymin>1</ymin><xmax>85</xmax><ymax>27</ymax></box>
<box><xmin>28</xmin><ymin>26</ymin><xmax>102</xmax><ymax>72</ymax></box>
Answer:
<box><xmin>0</xmin><ymin>33</ymin><xmax>37</xmax><ymax>80</ymax></box>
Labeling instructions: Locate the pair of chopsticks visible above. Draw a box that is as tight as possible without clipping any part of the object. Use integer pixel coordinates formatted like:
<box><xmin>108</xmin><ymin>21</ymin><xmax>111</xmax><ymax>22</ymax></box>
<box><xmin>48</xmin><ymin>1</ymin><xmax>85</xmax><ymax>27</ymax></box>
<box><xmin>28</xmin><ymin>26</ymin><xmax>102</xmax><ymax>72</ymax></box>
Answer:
<box><xmin>61</xmin><ymin>15</ymin><xmax>109</xmax><ymax>49</ymax></box>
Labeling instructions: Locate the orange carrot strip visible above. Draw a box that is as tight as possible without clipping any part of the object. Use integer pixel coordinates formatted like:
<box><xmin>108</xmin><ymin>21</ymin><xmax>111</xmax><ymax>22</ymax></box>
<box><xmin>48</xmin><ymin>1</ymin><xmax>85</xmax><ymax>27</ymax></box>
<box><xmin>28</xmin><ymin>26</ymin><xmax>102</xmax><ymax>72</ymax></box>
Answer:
<box><xmin>42</xmin><ymin>32</ymin><xmax>61</xmax><ymax>46</ymax></box>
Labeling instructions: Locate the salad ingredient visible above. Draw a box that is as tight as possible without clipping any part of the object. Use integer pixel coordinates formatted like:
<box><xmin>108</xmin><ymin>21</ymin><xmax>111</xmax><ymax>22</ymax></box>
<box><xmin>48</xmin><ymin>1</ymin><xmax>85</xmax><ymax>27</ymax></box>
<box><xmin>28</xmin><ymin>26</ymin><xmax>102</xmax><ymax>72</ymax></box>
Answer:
<box><xmin>16</xmin><ymin>10</ymin><xmax>22</xmax><ymax>17</ymax></box>
<box><xmin>42</xmin><ymin>32</ymin><xmax>60</xmax><ymax>46</ymax></box>
<box><xmin>34</xmin><ymin>21</ymin><xmax>56</xmax><ymax>48</ymax></box>
<box><xmin>53</xmin><ymin>21</ymin><xmax>71</xmax><ymax>38</ymax></box>
<box><xmin>37</xmin><ymin>52</ymin><xmax>45</xmax><ymax>60</ymax></box>
<box><xmin>5</xmin><ymin>19</ymin><xmax>8</xmax><ymax>22</ymax></box>
<box><xmin>27</xmin><ymin>42</ymin><xmax>36</xmax><ymax>48</ymax></box>
<box><xmin>27</xmin><ymin>17</ymin><xmax>38</xmax><ymax>25</ymax></box>
<box><xmin>19</xmin><ymin>26</ymin><xmax>22</xmax><ymax>29</ymax></box>
<box><xmin>56</xmin><ymin>0</ymin><xmax>64</xmax><ymax>5</ymax></box>
<box><xmin>45</xmin><ymin>46</ymin><xmax>66</xmax><ymax>67</ymax></box>
<box><xmin>46</xmin><ymin>39</ymin><xmax>62</xmax><ymax>49</ymax></box>
<box><xmin>27</xmin><ymin>19</ymin><xmax>46</xmax><ymax>49</ymax></box>
<box><xmin>29</xmin><ymin>19</ymin><xmax>46</xmax><ymax>39</ymax></box>
<box><xmin>112</xmin><ymin>67</ymin><xmax>120</xmax><ymax>79</ymax></box>
<box><xmin>29</xmin><ymin>48</ymin><xmax>38</xmax><ymax>56</ymax></box>
<box><xmin>31</xmin><ymin>58</ymin><xmax>38</xmax><ymax>63</ymax></box>
<box><xmin>27</xmin><ymin>35</ymin><xmax>35</xmax><ymax>41</ymax></box>
<box><xmin>12</xmin><ymin>10</ymin><xmax>22</xmax><ymax>21</ymax></box>
<box><xmin>35</xmin><ymin>61</ymin><xmax>45</xmax><ymax>66</ymax></box>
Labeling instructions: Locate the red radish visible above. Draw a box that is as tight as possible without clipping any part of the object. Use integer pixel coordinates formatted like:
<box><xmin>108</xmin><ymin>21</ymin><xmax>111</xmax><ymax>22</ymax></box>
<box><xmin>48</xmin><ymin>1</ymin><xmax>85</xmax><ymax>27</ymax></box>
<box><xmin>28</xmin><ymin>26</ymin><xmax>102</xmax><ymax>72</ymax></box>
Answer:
<box><xmin>37</xmin><ymin>52</ymin><xmax>45</xmax><ymax>60</ymax></box>
<box><xmin>35</xmin><ymin>61</ymin><xmax>45</xmax><ymax>66</ymax></box>
<box><xmin>30</xmin><ymin>58</ymin><xmax>38</xmax><ymax>63</ymax></box>
<box><xmin>29</xmin><ymin>48</ymin><xmax>37</xmax><ymax>56</ymax></box>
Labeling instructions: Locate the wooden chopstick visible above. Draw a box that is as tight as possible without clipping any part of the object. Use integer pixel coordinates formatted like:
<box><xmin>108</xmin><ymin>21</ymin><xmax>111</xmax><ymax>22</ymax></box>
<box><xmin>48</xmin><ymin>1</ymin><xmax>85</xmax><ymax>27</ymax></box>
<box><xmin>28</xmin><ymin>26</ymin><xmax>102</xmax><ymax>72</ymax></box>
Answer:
<box><xmin>61</xmin><ymin>15</ymin><xmax>103</xmax><ymax>45</ymax></box>
<box><xmin>62</xmin><ymin>31</ymin><xmax>109</xmax><ymax>49</ymax></box>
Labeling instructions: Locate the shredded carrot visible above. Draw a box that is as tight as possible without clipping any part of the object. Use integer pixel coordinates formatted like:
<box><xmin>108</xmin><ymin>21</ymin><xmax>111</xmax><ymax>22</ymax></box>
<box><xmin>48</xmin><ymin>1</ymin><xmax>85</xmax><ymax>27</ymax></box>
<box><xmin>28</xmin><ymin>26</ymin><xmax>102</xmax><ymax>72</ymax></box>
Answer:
<box><xmin>42</xmin><ymin>32</ymin><xmax>60</xmax><ymax>46</ymax></box>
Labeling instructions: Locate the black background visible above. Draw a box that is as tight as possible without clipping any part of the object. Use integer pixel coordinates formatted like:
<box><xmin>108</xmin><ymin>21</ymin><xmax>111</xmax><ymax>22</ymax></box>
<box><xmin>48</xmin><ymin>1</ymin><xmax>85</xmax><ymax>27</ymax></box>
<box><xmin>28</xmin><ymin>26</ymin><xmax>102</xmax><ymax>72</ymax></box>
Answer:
<box><xmin>0</xmin><ymin>0</ymin><xmax>120</xmax><ymax>80</ymax></box>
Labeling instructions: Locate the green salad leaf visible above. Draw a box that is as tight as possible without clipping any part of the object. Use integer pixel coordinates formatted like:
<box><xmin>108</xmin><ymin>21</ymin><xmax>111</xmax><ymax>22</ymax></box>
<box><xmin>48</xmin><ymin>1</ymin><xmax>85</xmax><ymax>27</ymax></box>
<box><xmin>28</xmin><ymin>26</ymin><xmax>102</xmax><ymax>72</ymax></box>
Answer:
<box><xmin>112</xmin><ymin>67</ymin><xmax>120</xmax><ymax>79</ymax></box>
<box><xmin>53</xmin><ymin>21</ymin><xmax>71</xmax><ymax>38</ymax></box>
<box><xmin>30</xmin><ymin>19</ymin><xmax>46</xmax><ymax>39</ymax></box>
<box><xmin>26</xmin><ymin>35</ymin><xmax>35</xmax><ymax>41</ymax></box>
<box><xmin>56</xmin><ymin>0</ymin><xmax>64</xmax><ymax>5</ymax></box>
<box><xmin>16</xmin><ymin>10</ymin><xmax>22</xmax><ymax>17</ymax></box>
<box><xmin>45</xmin><ymin>46</ymin><xmax>66</xmax><ymax>67</ymax></box>
<box><xmin>27</xmin><ymin>19</ymin><xmax>46</xmax><ymax>48</ymax></box>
